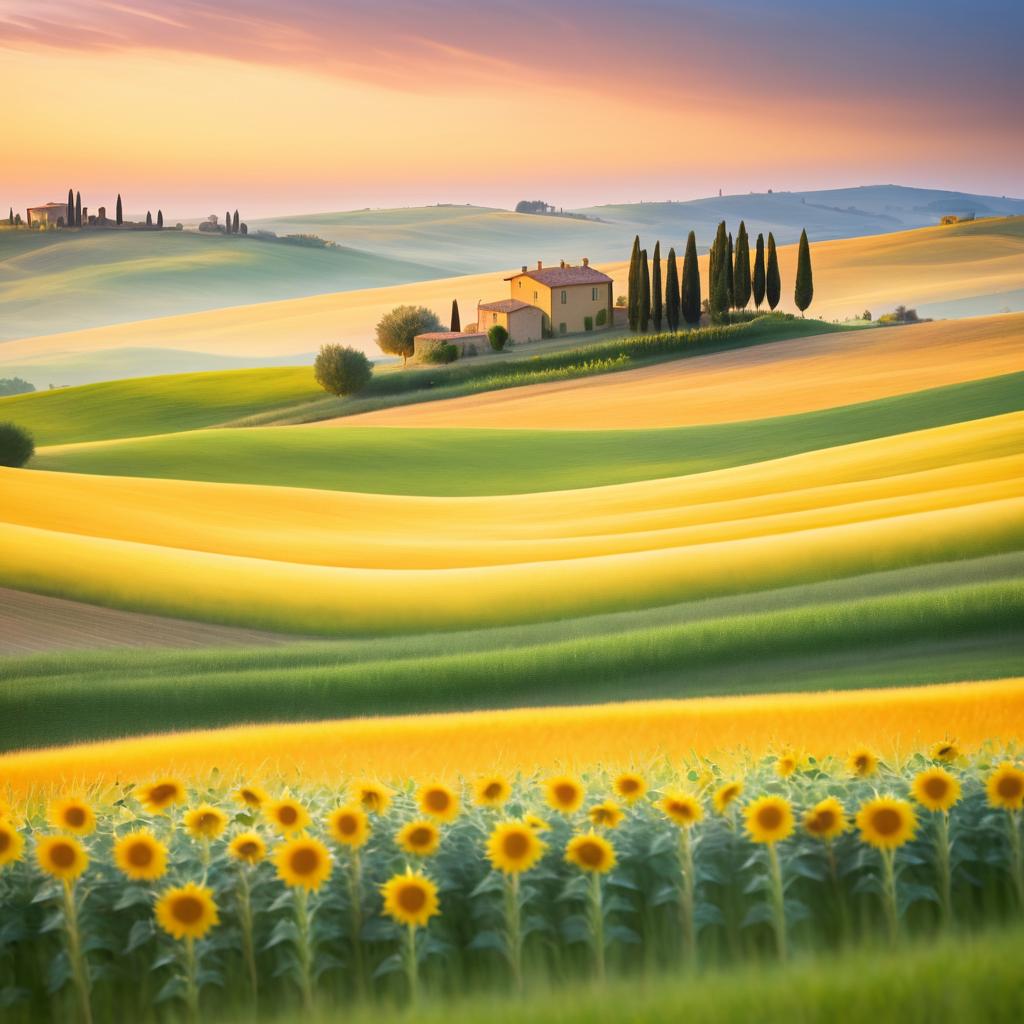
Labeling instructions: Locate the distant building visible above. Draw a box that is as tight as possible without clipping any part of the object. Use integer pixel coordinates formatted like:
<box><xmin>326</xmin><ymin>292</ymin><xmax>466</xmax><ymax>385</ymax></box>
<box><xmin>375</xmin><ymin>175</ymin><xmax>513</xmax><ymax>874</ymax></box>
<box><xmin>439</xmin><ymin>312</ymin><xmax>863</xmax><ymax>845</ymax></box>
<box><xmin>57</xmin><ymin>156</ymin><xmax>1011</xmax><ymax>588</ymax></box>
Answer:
<box><xmin>26</xmin><ymin>203</ymin><xmax>68</xmax><ymax>227</ymax></box>
<box><xmin>499</xmin><ymin>259</ymin><xmax>613</xmax><ymax>338</ymax></box>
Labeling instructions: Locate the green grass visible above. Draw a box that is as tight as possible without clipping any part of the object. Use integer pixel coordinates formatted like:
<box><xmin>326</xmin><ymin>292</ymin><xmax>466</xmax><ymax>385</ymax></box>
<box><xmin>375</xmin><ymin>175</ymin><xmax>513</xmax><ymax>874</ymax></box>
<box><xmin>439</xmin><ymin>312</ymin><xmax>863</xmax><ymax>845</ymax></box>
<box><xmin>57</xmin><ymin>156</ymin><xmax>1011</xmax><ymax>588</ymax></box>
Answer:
<box><xmin>1</xmin><ymin>366</ymin><xmax>321</xmax><ymax>446</ymax></box>
<box><xmin>31</xmin><ymin>371</ymin><xmax>1024</xmax><ymax>495</ymax></box>
<box><xmin>3</xmin><ymin>562</ymin><xmax>1020</xmax><ymax>750</ymax></box>
<box><xmin>249</xmin><ymin>924</ymin><xmax>1024</xmax><ymax>1024</ymax></box>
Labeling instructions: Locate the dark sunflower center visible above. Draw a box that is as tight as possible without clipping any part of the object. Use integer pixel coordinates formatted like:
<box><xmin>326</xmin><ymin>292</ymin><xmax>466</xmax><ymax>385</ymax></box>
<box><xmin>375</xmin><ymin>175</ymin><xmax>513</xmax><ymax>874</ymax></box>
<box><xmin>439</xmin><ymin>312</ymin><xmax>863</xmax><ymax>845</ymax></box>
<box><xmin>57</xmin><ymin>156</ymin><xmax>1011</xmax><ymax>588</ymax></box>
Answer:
<box><xmin>924</xmin><ymin>777</ymin><xmax>948</xmax><ymax>800</ymax></box>
<box><xmin>64</xmin><ymin>807</ymin><xmax>87</xmax><ymax>828</ymax></box>
<box><xmin>198</xmin><ymin>813</ymin><xmax>218</xmax><ymax>830</ymax></box>
<box><xmin>758</xmin><ymin>805</ymin><xmax>783</xmax><ymax>830</ymax></box>
<box><xmin>50</xmin><ymin>842</ymin><xmax>76</xmax><ymax>868</ymax></box>
<box><xmin>291</xmin><ymin>848</ymin><xmax>319</xmax><ymax>875</ymax></box>
<box><xmin>0</xmin><ymin>831</ymin><xmax>10</xmax><ymax>853</ymax></box>
<box><xmin>998</xmin><ymin>775</ymin><xmax>1023</xmax><ymax>799</ymax></box>
<box><xmin>425</xmin><ymin>789</ymin><xmax>450</xmax><ymax>812</ymax></box>
<box><xmin>619</xmin><ymin>778</ymin><xmax>639</xmax><ymax>794</ymax></box>
<box><xmin>577</xmin><ymin>840</ymin><xmax>603</xmax><ymax>866</ymax></box>
<box><xmin>872</xmin><ymin>808</ymin><xmax>902</xmax><ymax>835</ymax></box>
<box><xmin>483</xmin><ymin>782</ymin><xmax>503</xmax><ymax>799</ymax></box>
<box><xmin>811</xmin><ymin>810</ymin><xmax>834</xmax><ymax>832</ymax></box>
<box><xmin>278</xmin><ymin>806</ymin><xmax>298</xmax><ymax>825</ymax></box>
<box><xmin>173</xmin><ymin>896</ymin><xmax>204</xmax><ymax>923</ymax></box>
<box><xmin>149</xmin><ymin>784</ymin><xmax>177</xmax><ymax>804</ymax></box>
<box><xmin>398</xmin><ymin>884</ymin><xmax>426</xmax><ymax>913</ymax></box>
<box><xmin>128</xmin><ymin>842</ymin><xmax>153</xmax><ymax>866</ymax></box>
<box><xmin>237</xmin><ymin>841</ymin><xmax>260</xmax><ymax>858</ymax></box>
<box><xmin>362</xmin><ymin>791</ymin><xmax>381</xmax><ymax>810</ymax></box>
<box><xmin>338</xmin><ymin>815</ymin><xmax>357</xmax><ymax>835</ymax></box>
<box><xmin>503</xmin><ymin>831</ymin><xmax>530</xmax><ymax>858</ymax></box>
<box><xmin>409</xmin><ymin>827</ymin><xmax>433</xmax><ymax>847</ymax></box>
<box><xmin>242</xmin><ymin>790</ymin><xmax>260</xmax><ymax>806</ymax></box>
<box><xmin>555</xmin><ymin>784</ymin><xmax>577</xmax><ymax>805</ymax></box>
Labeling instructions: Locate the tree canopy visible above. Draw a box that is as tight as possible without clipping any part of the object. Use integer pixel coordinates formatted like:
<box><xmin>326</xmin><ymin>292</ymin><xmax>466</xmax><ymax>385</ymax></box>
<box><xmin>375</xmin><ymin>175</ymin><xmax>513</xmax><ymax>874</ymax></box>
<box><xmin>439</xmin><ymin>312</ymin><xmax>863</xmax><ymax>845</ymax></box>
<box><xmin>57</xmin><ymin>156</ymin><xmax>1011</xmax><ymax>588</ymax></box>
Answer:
<box><xmin>376</xmin><ymin>305</ymin><xmax>443</xmax><ymax>366</ymax></box>
<box><xmin>314</xmin><ymin>345</ymin><xmax>373</xmax><ymax>396</ymax></box>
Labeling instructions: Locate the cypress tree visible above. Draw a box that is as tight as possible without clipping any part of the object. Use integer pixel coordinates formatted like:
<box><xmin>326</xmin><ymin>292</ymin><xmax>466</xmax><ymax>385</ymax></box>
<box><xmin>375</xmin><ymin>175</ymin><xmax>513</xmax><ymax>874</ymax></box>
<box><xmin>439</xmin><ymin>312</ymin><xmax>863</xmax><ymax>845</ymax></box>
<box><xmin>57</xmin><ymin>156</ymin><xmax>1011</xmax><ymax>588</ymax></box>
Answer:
<box><xmin>146</xmin><ymin>211</ymin><xmax>153</xmax><ymax>226</ymax></box>
<box><xmin>157</xmin><ymin>210</ymin><xmax>164</xmax><ymax>229</ymax></box>
<box><xmin>766</xmin><ymin>232</ymin><xmax>781</xmax><ymax>310</ymax></box>
<box><xmin>681</xmin><ymin>230</ymin><xmax>701</xmax><ymax>325</ymax></box>
<box><xmin>733</xmin><ymin>221</ymin><xmax>751</xmax><ymax>310</ymax></box>
<box><xmin>627</xmin><ymin>235</ymin><xmax>641</xmax><ymax>331</ymax></box>
<box><xmin>116</xmin><ymin>194</ymin><xmax>123</xmax><ymax>225</ymax></box>
<box><xmin>753</xmin><ymin>233</ymin><xmax>766</xmax><ymax>309</ymax></box>
<box><xmin>67</xmin><ymin>189</ymin><xmax>74</xmax><ymax>226</ymax></box>
<box><xmin>75</xmin><ymin>191</ymin><xmax>82</xmax><ymax>227</ymax></box>
<box><xmin>225</xmin><ymin>211</ymin><xmax>231</xmax><ymax>234</ymax></box>
<box><xmin>639</xmin><ymin>249</ymin><xmax>651</xmax><ymax>333</ymax></box>
<box><xmin>664</xmin><ymin>247</ymin><xmax>680</xmax><ymax>332</ymax></box>
<box><xmin>450</xmin><ymin>299</ymin><xmax>461</xmax><ymax>333</ymax></box>
<box><xmin>8</xmin><ymin>208</ymin><xmax>12</xmax><ymax>226</ymax></box>
<box><xmin>651</xmin><ymin>241</ymin><xmax>663</xmax><ymax>332</ymax></box>
<box><xmin>727</xmin><ymin>231</ymin><xmax>735</xmax><ymax>309</ymax></box>
<box><xmin>233</xmin><ymin>210</ymin><xmax>240</xmax><ymax>234</ymax></box>
<box><xmin>708</xmin><ymin>222</ymin><xmax>730</xmax><ymax>322</ymax></box>
<box><xmin>794</xmin><ymin>228</ymin><xmax>813</xmax><ymax>314</ymax></box>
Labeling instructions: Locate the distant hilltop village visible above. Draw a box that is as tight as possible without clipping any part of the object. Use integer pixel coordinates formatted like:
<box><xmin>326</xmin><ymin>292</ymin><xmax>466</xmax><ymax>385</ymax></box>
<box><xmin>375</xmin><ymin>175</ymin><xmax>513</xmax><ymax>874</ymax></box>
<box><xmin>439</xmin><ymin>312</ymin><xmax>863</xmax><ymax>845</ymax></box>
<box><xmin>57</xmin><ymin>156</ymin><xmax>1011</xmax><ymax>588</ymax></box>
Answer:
<box><xmin>9</xmin><ymin>189</ymin><xmax>247</xmax><ymax>235</ymax></box>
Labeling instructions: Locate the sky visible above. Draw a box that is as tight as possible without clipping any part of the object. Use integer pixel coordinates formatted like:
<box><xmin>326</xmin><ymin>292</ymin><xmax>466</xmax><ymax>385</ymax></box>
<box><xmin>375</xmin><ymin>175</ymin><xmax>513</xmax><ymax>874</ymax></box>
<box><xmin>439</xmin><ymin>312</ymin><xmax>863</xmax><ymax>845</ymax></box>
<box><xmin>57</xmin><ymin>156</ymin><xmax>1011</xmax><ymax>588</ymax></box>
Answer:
<box><xmin>1</xmin><ymin>0</ymin><xmax>1022</xmax><ymax>219</ymax></box>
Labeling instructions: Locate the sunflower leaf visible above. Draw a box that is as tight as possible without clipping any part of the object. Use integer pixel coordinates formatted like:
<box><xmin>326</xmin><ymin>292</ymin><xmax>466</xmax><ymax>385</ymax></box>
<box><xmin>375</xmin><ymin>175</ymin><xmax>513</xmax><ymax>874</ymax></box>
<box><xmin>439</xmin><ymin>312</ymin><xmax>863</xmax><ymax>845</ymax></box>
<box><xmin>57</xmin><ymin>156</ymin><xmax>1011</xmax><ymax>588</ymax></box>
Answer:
<box><xmin>114</xmin><ymin>887</ymin><xmax>153</xmax><ymax>912</ymax></box>
<box><xmin>371</xmin><ymin>953</ymin><xmax>404</xmax><ymax>980</ymax></box>
<box><xmin>125</xmin><ymin>919</ymin><xmax>155</xmax><ymax>954</ymax></box>
<box><xmin>740</xmin><ymin>902</ymin><xmax>775</xmax><ymax>928</ymax></box>
<box><xmin>468</xmin><ymin>930</ymin><xmax>506</xmax><ymax>954</ymax></box>
<box><xmin>469</xmin><ymin>873</ymin><xmax>504</xmax><ymax>898</ymax></box>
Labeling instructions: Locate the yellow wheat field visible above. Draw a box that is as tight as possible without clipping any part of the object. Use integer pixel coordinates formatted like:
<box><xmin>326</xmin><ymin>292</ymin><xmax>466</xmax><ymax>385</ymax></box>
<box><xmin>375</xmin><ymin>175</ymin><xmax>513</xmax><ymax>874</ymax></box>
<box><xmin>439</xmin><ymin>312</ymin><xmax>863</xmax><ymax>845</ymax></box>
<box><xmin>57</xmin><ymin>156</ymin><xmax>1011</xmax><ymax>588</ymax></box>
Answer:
<box><xmin>2</xmin><ymin>679</ymin><xmax>1020</xmax><ymax>797</ymax></box>
<box><xmin>335</xmin><ymin>314</ymin><xmax>1024</xmax><ymax>430</ymax></box>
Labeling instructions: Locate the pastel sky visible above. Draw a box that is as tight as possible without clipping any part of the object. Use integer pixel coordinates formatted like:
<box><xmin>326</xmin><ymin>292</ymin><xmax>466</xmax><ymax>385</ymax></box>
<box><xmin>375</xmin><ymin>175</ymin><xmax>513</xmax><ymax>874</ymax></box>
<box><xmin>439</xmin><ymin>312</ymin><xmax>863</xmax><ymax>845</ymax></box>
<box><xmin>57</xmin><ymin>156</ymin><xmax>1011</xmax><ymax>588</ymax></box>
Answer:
<box><xmin>2</xmin><ymin>0</ymin><xmax>1021</xmax><ymax>217</ymax></box>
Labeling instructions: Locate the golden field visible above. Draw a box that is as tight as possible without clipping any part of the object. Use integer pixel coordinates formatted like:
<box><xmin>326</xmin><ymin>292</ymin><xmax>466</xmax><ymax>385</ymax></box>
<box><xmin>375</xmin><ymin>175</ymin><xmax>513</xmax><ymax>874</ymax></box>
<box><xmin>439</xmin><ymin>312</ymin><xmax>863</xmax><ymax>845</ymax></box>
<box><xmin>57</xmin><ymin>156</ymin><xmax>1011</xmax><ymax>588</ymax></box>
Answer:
<box><xmin>338</xmin><ymin>313</ymin><xmax>1024</xmax><ymax>429</ymax></box>
<box><xmin>1</xmin><ymin>415</ymin><xmax>1021</xmax><ymax>632</ymax></box>
<box><xmin>1</xmin><ymin>678</ymin><xmax>1019</xmax><ymax>796</ymax></box>
<box><xmin>2</xmin><ymin>218</ymin><xmax>1021</xmax><ymax>366</ymax></box>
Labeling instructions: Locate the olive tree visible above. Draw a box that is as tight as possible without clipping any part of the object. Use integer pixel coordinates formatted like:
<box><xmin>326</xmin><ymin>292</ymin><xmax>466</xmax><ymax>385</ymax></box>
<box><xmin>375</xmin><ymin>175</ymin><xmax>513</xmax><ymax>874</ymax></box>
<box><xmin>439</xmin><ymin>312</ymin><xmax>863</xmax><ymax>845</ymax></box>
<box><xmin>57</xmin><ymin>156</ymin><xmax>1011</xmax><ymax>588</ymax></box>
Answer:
<box><xmin>314</xmin><ymin>345</ymin><xmax>373</xmax><ymax>396</ymax></box>
<box><xmin>375</xmin><ymin>305</ymin><xmax>442</xmax><ymax>367</ymax></box>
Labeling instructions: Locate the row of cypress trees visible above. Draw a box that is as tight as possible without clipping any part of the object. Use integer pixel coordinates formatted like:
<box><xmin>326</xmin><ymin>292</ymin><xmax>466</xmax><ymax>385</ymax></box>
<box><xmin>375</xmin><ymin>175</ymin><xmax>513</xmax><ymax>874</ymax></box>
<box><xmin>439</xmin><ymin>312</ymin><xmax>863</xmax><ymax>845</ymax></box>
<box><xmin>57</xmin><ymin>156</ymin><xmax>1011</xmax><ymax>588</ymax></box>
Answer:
<box><xmin>628</xmin><ymin>222</ymin><xmax>814</xmax><ymax>331</ymax></box>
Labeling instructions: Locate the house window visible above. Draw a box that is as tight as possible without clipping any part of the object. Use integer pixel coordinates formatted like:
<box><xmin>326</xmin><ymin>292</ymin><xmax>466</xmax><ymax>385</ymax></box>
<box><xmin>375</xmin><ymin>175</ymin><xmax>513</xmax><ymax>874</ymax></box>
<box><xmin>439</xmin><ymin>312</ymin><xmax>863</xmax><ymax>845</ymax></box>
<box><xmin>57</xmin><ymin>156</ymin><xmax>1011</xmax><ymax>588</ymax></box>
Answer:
<box><xmin>592</xmin><ymin>287</ymin><xmax>598</xmax><ymax>300</ymax></box>
<box><xmin>561</xmin><ymin>290</ymin><xmax>567</xmax><ymax>304</ymax></box>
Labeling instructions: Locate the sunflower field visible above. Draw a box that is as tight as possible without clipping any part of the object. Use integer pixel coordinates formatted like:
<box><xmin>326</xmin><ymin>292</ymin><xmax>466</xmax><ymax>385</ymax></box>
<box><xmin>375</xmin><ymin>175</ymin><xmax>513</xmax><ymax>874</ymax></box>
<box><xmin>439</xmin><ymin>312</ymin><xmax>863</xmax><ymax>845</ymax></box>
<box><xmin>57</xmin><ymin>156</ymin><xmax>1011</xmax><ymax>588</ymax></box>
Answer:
<box><xmin>1</xmin><ymin>746</ymin><xmax>1023</xmax><ymax>1024</ymax></box>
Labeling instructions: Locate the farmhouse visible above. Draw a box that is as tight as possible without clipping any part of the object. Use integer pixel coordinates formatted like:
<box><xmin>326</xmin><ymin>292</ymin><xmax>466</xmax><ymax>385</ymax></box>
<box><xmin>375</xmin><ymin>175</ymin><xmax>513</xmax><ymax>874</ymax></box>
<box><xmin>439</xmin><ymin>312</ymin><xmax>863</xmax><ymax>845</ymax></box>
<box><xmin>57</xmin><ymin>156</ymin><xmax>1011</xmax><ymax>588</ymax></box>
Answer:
<box><xmin>26</xmin><ymin>203</ymin><xmax>68</xmax><ymax>227</ymax></box>
<box><xmin>413</xmin><ymin>331</ymin><xmax>487</xmax><ymax>359</ymax></box>
<box><xmin>476</xmin><ymin>299</ymin><xmax>545</xmax><ymax>344</ymax></box>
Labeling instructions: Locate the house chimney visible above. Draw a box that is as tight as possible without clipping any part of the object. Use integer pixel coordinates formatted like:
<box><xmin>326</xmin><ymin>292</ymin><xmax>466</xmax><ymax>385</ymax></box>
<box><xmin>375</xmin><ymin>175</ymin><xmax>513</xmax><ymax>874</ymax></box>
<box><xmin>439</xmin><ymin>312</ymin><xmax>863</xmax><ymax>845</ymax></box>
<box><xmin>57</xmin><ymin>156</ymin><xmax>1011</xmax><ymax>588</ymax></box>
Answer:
<box><xmin>582</xmin><ymin>257</ymin><xmax>589</xmax><ymax>266</ymax></box>
<box><xmin>521</xmin><ymin>265</ymin><xmax>527</xmax><ymax>273</ymax></box>
<box><xmin>537</xmin><ymin>260</ymin><xmax>543</xmax><ymax>270</ymax></box>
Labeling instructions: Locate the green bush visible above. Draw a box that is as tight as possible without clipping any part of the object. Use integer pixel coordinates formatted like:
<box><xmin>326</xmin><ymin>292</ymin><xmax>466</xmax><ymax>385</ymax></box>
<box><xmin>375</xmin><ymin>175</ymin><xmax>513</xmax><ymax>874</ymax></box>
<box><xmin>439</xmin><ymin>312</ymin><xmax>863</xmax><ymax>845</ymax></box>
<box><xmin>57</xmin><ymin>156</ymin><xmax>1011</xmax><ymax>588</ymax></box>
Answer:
<box><xmin>421</xmin><ymin>341</ymin><xmax>459</xmax><ymax>364</ymax></box>
<box><xmin>313</xmin><ymin>345</ymin><xmax>374</xmax><ymax>396</ymax></box>
<box><xmin>595</xmin><ymin>308</ymin><xmax>607</xmax><ymax>327</ymax></box>
<box><xmin>376</xmin><ymin>305</ymin><xmax>443</xmax><ymax>366</ymax></box>
<box><xmin>488</xmin><ymin>324</ymin><xmax>509</xmax><ymax>352</ymax></box>
<box><xmin>0</xmin><ymin>421</ymin><xmax>34</xmax><ymax>467</ymax></box>
<box><xmin>584</xmin><ymin>316</ymin><xmax>594</xmax><ymax>331</ymax></box>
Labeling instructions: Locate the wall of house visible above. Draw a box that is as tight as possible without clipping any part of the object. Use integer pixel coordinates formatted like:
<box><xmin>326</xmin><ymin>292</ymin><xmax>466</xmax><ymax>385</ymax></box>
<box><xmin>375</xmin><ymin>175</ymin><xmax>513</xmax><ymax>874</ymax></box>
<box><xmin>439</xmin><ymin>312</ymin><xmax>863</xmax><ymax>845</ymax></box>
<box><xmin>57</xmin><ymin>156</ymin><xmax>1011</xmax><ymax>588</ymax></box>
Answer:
<box><xmin>509</xmin><ymin>275</ymin><xmax>552</xmax><ymax>321</ymax></box>
<box><xmin>507</xmin><ymin>306</ymin><xmax>545</xmax><ymax>343</ymax></box>
<box><xmin>547</xmin><ymin>282</ymin><xmax>614</xmax><ymax>335</ymax></box>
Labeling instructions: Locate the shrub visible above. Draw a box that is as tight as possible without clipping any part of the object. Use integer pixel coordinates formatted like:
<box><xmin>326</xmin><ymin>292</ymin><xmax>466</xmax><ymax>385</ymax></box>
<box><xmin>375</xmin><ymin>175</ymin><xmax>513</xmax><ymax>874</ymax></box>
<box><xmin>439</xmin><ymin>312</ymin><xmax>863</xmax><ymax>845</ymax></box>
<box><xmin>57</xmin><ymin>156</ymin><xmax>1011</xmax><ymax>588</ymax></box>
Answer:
<box><xmin>376</xmin><ymin>306</ymin><xmax>443</xmax><ymax>367</ymax></box>
<box><xmin>595</xmin><ymin>308</ymin><xmax>607</xmax><ymax>327</ymax></box>
<box><xmin>0</xmin><ymin>376</ymin><xmax>35</xmax><ymax>397</ymax></box>
<box><xmin>0</xmin><ymin>422</ymin><xmax>34</xmax><ymax>467</ymax></box>
<box><xmin>421</xmin><ymin>341</ymin><xmax>459</xmax><ymax>364</ymax></box>
<box><xmin>584</xmin><ymin>316</ymin><xmax>594</xmax><ymax>332</ymax></box>
<box><xmin>488</xmin><ymin>325</ymin><xmax>509</xmax><ymax>352</ymax></box>
<box><xmin>615</xmin><ymin>295</ymin><xmax>627</xmax><ymax>307</ymax></box>
<box><xmin>313</xmin><ymin>345</ymin><xmax>374</xmax><ymax>396</ymax></box>
<box><xmin>862</xmin><ymin>310</ymin><xmax>872</xmax><ymax>322</ymax></box>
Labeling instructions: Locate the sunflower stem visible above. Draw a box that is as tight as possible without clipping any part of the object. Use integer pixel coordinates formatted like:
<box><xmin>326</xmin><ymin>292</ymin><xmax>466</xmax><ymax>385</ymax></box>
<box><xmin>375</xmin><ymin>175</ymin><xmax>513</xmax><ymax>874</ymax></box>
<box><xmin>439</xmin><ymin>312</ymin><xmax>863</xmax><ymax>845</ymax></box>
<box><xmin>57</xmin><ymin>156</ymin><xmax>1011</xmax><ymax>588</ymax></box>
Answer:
<box><xmin>824</xmin><ymin>840</ymin><xmax>850</xmax><ymax>946</ymax></box>
<box><xmin>767</xmin><ymin>843</ymin><xmax>787</xmax><ymax>962</ymax></box>
<box><xmin>236</xmin><ymin>866</ymin><xmax>258</xmax><ymax>1006</ymax></box>
<box><xmin>404</xmin><ymin>923</ymin><xmax>419</xmax><ymax>1004</ymax></box>
<box><xmin>588</xmin><ymin>871</ymin><xmax>605</xmax><ymax>983</ymax></box>
<box><xmin>62</xmin><ymin>879</ymin><xmax>93</xmax><ymax>1024</ymax></box>
<box><xmin>935</xmin><ymin>812</ymin><xmax>953</xmax><ymax>929</ymax></box>
<box><xmin>1008</xmin><ymin>810</ymin><xmax>1024</xmax><ymax>912</ymax></box>
<box><xmin>678</xmin><ymin>827</ymin><xmax>697</xmax><ymax>964</ymax></box>
<box><xmin>294</xmin><ymin>887</ymin><xmax>315</xmax><ymax>1012</ymax></box>
<box><xmin>505</xmin><ymin>872</ymin><xmax>523</xmax><ymax>991</ymax></box>
<box><xmin>348</xmin><ymin>849</ymin><xmax>367</xmax><ymax>998</ymax></box>
<box><xmin>183</xmin><ymin>936</ymin><xmax>198</xmax><ymax>1024</ymax></box>
<box><xmin>881</xmin><ymin>847</ymin><xmax>900</xmax><ymax>946</ymax></box>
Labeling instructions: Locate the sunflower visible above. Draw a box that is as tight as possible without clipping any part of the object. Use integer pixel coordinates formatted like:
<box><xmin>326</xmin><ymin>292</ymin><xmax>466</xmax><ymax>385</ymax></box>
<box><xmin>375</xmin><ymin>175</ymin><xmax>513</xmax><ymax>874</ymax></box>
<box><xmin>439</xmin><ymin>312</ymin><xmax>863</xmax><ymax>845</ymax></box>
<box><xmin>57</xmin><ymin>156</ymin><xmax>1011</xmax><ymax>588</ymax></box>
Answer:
<box><xmin>113</xmin><ymin>830</ymin><xmax>168</xmax><ymax>881</ymax></box>
<box><xmin>565</xmin><ymin>832</ymin><xmax>616</xmax><ymax>874</ymax></box>
<box><xmin>327</xmin><ymin>805</ymin><xmax>370</xmax><ymax>848</ymax></box>
<box><xmin>848</xmin><ymin>748</ymin><xmax>879</xmax><ymax>778</ymax></box>
<box><xmin>744</xmin><ymin>796</ymin><xmax>795</xmax><ymax>845</ymax></box>
<box><xmin>712</xmin><ymin>781</ymin><xmax>743</xmax><ymax>814</ymax></box>
<box><xmin>589</xmin><ymin>800</ymin><xmax>624</xmax><ymax>829</ymax></box>
<box><xmin>986</xmin><ymin>762</ymin><xmax>1024</xmax><ymax>811</ymax></box>
<box><xmin>155</xmin><ymin>883</ymin><xmax>219</xmax><ymax>941</ymax></box>
<box><xmin>274</xmin><ymin>836</ymin><xmax>333</xmax><ymax>891</ymax></box>
<box><xmin>524</xmin><ymin>814</ymin><xmax>550</xmax><ymax>833</ymax></box>
<box><xmin>930</xmin><ymin>741</ymin><xmax>960</xmax><ymax>763</ymax></box>
<box><xmin>856</xmin><ymin>797</ymin><xmax>917</xmax><ymax>849</ymax></box>
<box><xmin>228</xmin><ymin>831</ymin><xmax>267</xmax><ymax>865</ymax></box>
<box><xmin>353</xmin><ymin>780</ymin><xmax>393</xmax><ymax>815</ymax></box>
<box><xmin>0</xmin><ymin>820</ymin><xmax>25</xmax><ymax>868</ymax></box>
<box><xmin>487</xmin><ymin>821</ymin><xmax>546</xmax><ymax>875</ymax></box>
<box><xmin>912</xmin><ymin>767</ymin><xmax>961</xmax><ymax>813</ymax></box>
<box><xmin>265</xmin><ymin>796</ymin><xmax>310</xmax><ymax>835</ymax></box>
<box><xmin>381</xmin><ymin>871</ymin><xmax>440</xmax><ymax>928</ymax></box>
<box><xmin>417</xmin><ymin>783</ymin><xmax>460</xmax><ymax>822</ymax></box>
<box><xmin>545</xmin><ymin>775</ymin><xmax>585</xmax><ymax>814</ymax></box>
<box><xmin>184</xmin><ymin>804</ymin><xmax>228</xmax><ymax>840</ymax></box>
<box><xmin>659</xmin><ymin>792</ymin><xmax>703</xmax><ymax>828</ymax></box>
<box><xmin>774</xmin><ymin>751</ymin><xmax>800</xmax><ymax>778</ymax></box>
<box><xmin>234</xmin><ymin>784</ymin><xmax>269</xmax><ymax>810</ymax></box>
<box><xmin>36</xmin><ymin>835</ymin><xmax>89</xmax><ymax>881</ymax></box>
<box><xmin>47</xmin><ymin>798</ymin><xmax>96</xmax><ymax>836</ymax></box>
<box><xmin>473</xmin><ymin>775</ymin><xmax>512</xmax><ymax>807</ymax></box>
<box><xmin>803</xmin><ymin>797</ymin><xmax>847</xmax><ymax>841</ymax></box>
<box><xmin>397</xmin><ymin>820</ymin><xmax>441</xmax><ymax>857</ymax></box>
<box><xmin>137</xmin><ymin>778</ymin><xmax>185</xmax><ymax>814</ymax></box>
<box><xmin>613</xmin><ymin>772</ymin><xmax>648</xmax><ymax>803</ymax></box>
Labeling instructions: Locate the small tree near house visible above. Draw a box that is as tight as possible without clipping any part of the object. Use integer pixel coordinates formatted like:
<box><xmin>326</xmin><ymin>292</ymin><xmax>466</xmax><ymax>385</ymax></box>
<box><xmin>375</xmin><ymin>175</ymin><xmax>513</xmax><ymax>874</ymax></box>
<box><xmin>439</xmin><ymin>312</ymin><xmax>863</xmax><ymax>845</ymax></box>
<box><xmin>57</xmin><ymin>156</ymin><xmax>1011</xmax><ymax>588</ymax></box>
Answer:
<box><xmin>314</xmin><ymin>345</ymin><xmax>373</xmax><ymax>396</ymax></box>
<box><xmin>488</xmin><ymin>324</ymin><xmax>509</xmax><ymax>351</ymax></box>
<box><xmin>375</xmin><ymin>305</ymin><xmax>442</xmax><ymax>367</ymax></box>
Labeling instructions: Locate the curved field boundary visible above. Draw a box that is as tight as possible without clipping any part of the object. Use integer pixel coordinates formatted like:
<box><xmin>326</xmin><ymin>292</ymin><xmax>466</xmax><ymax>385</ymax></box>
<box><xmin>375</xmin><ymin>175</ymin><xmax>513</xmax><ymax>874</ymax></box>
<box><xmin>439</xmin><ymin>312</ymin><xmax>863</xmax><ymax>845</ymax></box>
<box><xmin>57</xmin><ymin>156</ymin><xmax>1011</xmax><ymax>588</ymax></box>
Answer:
<box><xmin>2</xmin><ymin>678</ymin><xmax>1020</xmax><ymax>796</ymax></box>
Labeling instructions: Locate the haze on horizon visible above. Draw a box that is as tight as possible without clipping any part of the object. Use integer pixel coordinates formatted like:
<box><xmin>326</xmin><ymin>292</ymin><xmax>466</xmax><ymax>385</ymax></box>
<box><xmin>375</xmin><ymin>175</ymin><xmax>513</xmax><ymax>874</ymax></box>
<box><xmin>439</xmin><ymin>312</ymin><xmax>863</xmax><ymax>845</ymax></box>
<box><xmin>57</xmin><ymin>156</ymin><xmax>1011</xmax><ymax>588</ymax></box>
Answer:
<box><xmin>1</xmin><ymin>0</ymin><xmax>1022</xmax><ymax>219</ymax></box>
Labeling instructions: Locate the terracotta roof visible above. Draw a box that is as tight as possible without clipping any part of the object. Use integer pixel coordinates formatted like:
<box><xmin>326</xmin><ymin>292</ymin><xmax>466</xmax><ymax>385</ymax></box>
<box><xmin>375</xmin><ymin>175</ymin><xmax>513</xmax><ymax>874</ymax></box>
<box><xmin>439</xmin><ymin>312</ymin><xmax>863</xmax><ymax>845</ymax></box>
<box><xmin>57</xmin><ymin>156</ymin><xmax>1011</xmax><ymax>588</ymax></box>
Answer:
<box><xmin>505</xmin><ymin>265</ymin><xmax>612</xmax><ymax>287</ymax></box>
<box><xmin>478</xmin><ymin>299</ymin><xmax>535</xmax><ymax>313</ymax></box>
<box><xmin>415</xmin><ymin>331</ymin><xmax>485</xmax><ymax>341</ymax></box>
